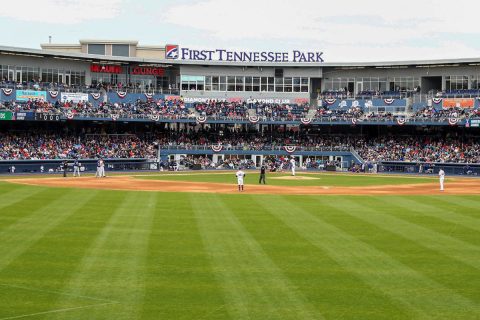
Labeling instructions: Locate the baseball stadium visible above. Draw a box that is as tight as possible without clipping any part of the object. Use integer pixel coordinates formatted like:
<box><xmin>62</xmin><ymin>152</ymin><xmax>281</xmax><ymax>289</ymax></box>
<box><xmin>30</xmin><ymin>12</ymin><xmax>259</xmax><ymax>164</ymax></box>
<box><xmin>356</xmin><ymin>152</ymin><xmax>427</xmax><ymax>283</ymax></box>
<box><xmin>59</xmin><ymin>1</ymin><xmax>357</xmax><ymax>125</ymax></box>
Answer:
<box><xmin>1</xmin><ymin>31</ymin><xmax>480</xmax><ymax>320</ymax></box>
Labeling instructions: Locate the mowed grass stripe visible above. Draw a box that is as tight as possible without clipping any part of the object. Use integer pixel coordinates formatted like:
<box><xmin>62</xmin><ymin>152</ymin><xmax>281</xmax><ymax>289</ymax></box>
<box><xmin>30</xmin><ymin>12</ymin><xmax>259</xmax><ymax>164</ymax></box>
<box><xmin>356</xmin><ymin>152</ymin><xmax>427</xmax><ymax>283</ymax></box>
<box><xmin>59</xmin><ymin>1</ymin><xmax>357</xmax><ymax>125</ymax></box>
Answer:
<box><xmin>51</xmin><ymin>192</ymin><xmax>157</xmax><ymax>320</ymax></box>
<box><xmin>0</xmin><ymin>191</ymin><xmax>130</xmax><ymax>320</ymax></box>
<box><xmin>190</xmin><ymin>194</ymin><xmax>322</xmax><ymax>320</ymax></box>
<box><xmin>383</xmin><ymin>196</ymin><xmax>480</xmax><ymax>233</ymax></box>
<box><xmin>255</xmin><ymin>195</ymin><xmax>480</xmax><ymax>319</ymax></box>
<box><xmin>0</xmin><ymin>184</ymin><xmax>46</xmax><ymax>214</ymax></box>
<box><xmin>222</xmin><ymin>194</ymin><xmax>409</xmax><ymax>319</ymax></box>
<box><xmin>0</xmin><ymin>188</ymin><xmax>98</xmax><ymax>272</ymax></box>
<box><xmin>329</xmin><ymin>197</ymin><xmax>480</xmax><ymax>271</ymax></box>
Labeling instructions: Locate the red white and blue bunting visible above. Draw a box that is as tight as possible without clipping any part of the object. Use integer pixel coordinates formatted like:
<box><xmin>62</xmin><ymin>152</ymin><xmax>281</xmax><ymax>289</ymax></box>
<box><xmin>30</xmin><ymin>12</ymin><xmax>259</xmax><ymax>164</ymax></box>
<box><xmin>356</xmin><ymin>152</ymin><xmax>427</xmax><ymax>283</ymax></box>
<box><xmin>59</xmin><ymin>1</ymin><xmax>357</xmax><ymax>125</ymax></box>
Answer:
<box><xmin>144</xmin><ymin>93</ymin><xmax>154</xmax><ymax>99</ymax></box>
<box><xmin>91</xmin><ymin>93</ymin><xmax>101</xmax><ymax>100</ymax></box>
<box><xmin>300</xmin><ymin>118</ymin><xmax>313</xmax><ymax>125</ymax></box>
<box><xmin>396</xmin><ymin>118</ymin><xmax>407</xmax><ymax>126</ymax></box>
<box><xmin>1</xmin><ymin>88</ymin><xmax>13</xmax><ymax>96</ymax></box>
<box><xmin>283</xmin><ymin>146</ymin><xmax>297</xmax><ymax>153</ymax></box>
<box><xmin>149</xmin><ymin>114</ymin><xmax>160</xmax><ymax>122</ymax></box>
<box><xmin>66</xmin><ymin>112</ymin><xmax>74</xmax><ymax>120</ymax></box>
<box><xmin>196</xmin><ymin>115</ymin><xmax>207</xmax><ymax>124</ymax></box>
<box><xmin>48</xmin><ymin>91</ymin><xmax>59</xmax><ymax>99</ymax></box>
<box><xmin>384</xmin><ymin>98</ymin><xmax>395</xmax><ymax>105</ymax></box>
<box><xmin>111</xmin><ymin>114</ymin><xmax>120</xmax><ymax>121</ymax></box>
<box><xmin>324</xmin><ymin>98</ymin><xmax>337</xmax><ymax>105</ymax></box>
<box><xmin>248</xmin><ymin>115</ymin><xmax>260</xmax><ymax>124</ymax></box>
<box><xmin>448</xmin><ymin>117</ymin><xmax>459</xmax><ymax>126</ymax></box>
<box><xmin>117</xmin><ymin>91</ymin><xmax>127</xmax><ymax>99</ymax></box>
<box><xmin>432</xmin><ymin>98</ymin><xmax>443</xmax><ymax>104</ymax></box>
<box><xmin>211</xmin><ymin>145</ymin><xmax>223</xmax><ymax>153</ymax></box>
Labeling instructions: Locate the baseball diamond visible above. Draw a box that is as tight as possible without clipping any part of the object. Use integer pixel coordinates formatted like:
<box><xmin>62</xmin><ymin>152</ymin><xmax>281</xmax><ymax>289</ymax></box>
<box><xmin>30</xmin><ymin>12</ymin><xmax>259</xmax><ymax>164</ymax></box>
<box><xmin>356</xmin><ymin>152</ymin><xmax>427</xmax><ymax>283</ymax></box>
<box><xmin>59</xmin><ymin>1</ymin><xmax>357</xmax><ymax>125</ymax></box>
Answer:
<box><xmin>2</xmin><ymin>4</ymin><xmax>480</xmax><ymax>318</ymax></box>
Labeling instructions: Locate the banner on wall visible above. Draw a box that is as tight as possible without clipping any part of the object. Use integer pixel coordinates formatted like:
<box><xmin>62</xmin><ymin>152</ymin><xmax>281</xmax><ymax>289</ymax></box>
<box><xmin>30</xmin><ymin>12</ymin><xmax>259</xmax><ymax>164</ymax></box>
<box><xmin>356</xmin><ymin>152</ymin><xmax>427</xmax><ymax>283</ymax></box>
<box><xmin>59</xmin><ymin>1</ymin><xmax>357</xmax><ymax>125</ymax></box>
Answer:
<box><xmin>16</xmin><ymin>90</ymin><xmax>47</xmax><ymax>101</ymax></box>
<box><xmin>442</xmin><ymin>98</ymin><xmax>474</xmax><ymax>108</ymax></box>
<box><xmin>60</xmin><ymin>92</ymin><xmax>89</xmax><ymax>103</ymax></box>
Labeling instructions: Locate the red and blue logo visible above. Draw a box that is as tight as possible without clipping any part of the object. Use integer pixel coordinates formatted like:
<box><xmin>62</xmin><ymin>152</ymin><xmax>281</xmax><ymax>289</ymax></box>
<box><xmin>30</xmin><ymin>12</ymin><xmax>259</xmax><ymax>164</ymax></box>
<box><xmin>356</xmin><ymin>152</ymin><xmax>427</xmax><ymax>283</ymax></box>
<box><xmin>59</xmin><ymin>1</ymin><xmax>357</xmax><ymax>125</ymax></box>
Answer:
<box><xmin>165</xmin><ymin>44</ymin><xmax>179</xmax><ymax>59</ymax></box>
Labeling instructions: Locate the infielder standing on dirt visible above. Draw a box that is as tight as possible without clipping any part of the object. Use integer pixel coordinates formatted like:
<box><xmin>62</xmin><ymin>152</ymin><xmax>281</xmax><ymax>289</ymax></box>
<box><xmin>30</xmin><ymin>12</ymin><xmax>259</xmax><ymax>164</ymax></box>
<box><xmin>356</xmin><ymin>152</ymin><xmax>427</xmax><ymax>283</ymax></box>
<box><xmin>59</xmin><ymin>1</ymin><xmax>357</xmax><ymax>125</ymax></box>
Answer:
<box><xmin>96</xmin><ymin>158</ymin><xmax>105</xmax><ymax>178</ymax></box>
<box><xmin>236</xmin><ymin>168</ymin><xmax>246</xmax><ymax>192</ymax></box>
<box><xmin>439</xmin><ymin>168</ymin><xmax>445</xmax><ymax>191</ymax></box>
<box><xmin>73</xmin><ymin>157</ymin><xmax>81</xmax><ymax>177</ymax></box>
<box><xmin>290</xmin><ymin>157</ymin><xmax>296</xmax><ymax>176</ymax></box>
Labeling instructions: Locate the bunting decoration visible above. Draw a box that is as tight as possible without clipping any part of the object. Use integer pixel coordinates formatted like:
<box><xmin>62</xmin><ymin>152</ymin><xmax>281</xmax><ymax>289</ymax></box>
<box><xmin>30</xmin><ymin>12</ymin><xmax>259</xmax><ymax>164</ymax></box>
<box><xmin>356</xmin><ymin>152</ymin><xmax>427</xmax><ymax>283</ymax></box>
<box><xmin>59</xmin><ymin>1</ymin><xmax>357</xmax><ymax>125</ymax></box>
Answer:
<box><xmin>211</xmin><ymin>145</ymin><xmax>223</xmax><ymax>153</ymax></box>
<box><xmin>283</xmin><ymin>146</ymin><xmax>297</xmax><ymax>153</ymax></box>
<box><xmin>300</xmin><ymin>118</ymin><xmax>313</xmax><ymax>125</ymax></box>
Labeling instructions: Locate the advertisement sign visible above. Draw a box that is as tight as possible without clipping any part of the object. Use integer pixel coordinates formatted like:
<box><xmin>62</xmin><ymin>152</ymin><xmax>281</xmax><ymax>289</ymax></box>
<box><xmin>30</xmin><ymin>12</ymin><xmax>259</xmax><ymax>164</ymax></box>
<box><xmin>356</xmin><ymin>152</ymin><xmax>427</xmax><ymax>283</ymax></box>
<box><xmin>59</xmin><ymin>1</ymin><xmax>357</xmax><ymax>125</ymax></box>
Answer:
<box><xmin>15</xmin><ymin>112</ymin><xmax>34</xmax><ymax>121</ymax></box>
<box><xmin>16</xmin><ymin>90</ymin><xmax>47</xmax><ymax>101</ymax></box>
<box><xmin>0</xmin><ymin>111</ymin><xmax>13</xmax><ymax>120</ymax></box>
<box><xmin>442</xmin><ymin>98</ymin><xmax>474</xmax><ymax>108</ymax></box>
<box><xmin>166</xmin><ymin>44</ymin><xmax>324</xmax><ymax>63</ymax></box>
<box><xmin>60</xmin><ymin>92</ymin><xmax>89</xmax><ymax>103</ymax></box>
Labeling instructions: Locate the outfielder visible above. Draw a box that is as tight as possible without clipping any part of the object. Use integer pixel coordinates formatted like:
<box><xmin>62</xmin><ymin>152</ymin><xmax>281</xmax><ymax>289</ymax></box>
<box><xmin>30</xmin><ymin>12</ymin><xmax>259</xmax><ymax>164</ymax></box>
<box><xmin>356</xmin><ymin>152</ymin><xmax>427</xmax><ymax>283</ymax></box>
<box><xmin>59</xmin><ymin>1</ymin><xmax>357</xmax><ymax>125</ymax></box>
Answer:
<box><xmin>439</xmin><ymin>168</ymin><xmax>445</xmax><ymax>191</ymax></box>
<box><xmin>236</xmin><ymin>168</ymin><xmax>246</xmax><ymax>192</ymax></box>
<box><xmin>290</xmin><ymin>157</ymin><xmax>296</xmax><ymax>176</ymax></box>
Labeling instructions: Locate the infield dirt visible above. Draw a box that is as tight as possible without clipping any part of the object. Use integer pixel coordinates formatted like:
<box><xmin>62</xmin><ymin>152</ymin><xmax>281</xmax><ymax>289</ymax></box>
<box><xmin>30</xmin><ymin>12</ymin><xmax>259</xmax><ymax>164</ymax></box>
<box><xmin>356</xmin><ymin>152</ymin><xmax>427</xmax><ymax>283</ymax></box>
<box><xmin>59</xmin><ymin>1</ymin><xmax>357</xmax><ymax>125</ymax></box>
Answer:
<box><xmin>6</xmin><ymin>175</ymin><xmax>480</xmax><ymax>195</ymax></box>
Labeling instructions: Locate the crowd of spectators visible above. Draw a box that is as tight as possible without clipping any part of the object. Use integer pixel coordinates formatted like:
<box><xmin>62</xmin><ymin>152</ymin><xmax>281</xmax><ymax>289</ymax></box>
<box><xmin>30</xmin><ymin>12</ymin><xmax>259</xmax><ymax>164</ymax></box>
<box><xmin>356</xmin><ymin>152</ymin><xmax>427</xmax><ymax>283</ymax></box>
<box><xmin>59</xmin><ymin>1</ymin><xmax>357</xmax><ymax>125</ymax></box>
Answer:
<box><xmin>2</xmin><ymin>97</ymin><xmax>480</xmax><ymax>123</ymax></box>
<box><xmin>0</xmin><ymin>132</ymin><xmax>155</xmax><ymax>160</ymax></box>
<box><xmin>355</xmin><ymin>136</ymin><xmax>480</xmax><ymax>163</ymax></box>
<box><xmin>1</xmin><ymin>129</ymin><xmax>479</xmax><ymax>164</ymax></box>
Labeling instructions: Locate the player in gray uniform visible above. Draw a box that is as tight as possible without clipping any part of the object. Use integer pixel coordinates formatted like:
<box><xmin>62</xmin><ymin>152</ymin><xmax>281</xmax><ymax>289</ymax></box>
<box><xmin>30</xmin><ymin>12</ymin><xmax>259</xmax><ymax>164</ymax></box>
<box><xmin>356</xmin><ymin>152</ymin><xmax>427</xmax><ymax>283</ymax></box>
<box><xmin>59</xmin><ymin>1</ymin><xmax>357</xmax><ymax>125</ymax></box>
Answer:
<box><xmin>73</xmin><ymin>157</ymin><xmax>81</xmax><ymax>177</ymax></box>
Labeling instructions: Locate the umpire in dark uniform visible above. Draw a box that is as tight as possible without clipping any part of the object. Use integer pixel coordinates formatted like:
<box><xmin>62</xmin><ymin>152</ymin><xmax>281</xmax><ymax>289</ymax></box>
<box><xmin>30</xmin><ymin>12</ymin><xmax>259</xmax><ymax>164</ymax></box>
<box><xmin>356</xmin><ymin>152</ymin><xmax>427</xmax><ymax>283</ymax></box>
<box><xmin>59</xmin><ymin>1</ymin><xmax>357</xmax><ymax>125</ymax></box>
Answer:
<box><xmin>259</xmin><ymin>163</ymin><xmax>266</xmax><ymax>184</ymax></box>
<box><xmin>62</xmin><ymin>160</ymin><xmax>68</xmax><ymax>178</ymax></box>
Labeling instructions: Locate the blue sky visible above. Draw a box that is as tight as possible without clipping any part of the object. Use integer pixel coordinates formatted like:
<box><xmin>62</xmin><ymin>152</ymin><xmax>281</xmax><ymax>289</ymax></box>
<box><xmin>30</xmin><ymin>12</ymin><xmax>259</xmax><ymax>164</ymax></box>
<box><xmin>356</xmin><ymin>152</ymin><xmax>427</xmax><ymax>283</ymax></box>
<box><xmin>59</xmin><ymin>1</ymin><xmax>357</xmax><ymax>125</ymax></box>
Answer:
<box><xmin>1</xmin><ymin>0</ymin><xmax>480</xmax><ymax>62</ymax></box>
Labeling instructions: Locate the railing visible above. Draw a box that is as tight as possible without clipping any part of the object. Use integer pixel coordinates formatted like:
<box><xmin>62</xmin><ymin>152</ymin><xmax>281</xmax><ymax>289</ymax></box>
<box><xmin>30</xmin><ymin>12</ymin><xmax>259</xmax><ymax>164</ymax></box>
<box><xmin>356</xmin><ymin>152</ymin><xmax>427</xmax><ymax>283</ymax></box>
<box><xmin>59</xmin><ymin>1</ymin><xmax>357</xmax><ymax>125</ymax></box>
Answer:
<box><xmin>379</xmin><ymin>161</ymin><xmax>480</xmax><ymax>176</ymax></box>
<box><xmin>160</xmin><ymin>145</ymin><xmax>352</xmax><ymax>152</ymax></box>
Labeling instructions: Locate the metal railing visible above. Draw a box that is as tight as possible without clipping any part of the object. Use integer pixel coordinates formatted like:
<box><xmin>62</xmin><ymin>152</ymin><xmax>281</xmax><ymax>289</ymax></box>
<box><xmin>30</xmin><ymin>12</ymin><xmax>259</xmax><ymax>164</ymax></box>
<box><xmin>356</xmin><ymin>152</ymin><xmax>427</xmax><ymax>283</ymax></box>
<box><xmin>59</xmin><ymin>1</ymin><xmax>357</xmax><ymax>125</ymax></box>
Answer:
<box><xmin>160</xmin><ymin>145</ymin><xmax>352</xmax><ymax>152</ymax></box>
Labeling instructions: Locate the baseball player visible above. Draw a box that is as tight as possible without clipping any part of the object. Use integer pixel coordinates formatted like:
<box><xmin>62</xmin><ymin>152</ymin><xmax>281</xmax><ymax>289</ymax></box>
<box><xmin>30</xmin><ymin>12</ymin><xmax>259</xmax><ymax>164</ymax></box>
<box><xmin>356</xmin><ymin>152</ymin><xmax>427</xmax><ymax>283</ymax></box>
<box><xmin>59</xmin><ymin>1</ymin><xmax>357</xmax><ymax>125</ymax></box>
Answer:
<box><xmin>95</xmin><ymin>158</ymin><xmax>105</xmax><ymax>178</ymax></box>
<box><xmin>62</xmin><ymin>160</ymin><xmax>68</xmax><ymax>178</ymax></box>
<box><xmin>236</xmin><ymin>168</ymin><xmax>246</xmax><ymax>192</ymax></box>
<box><xmin>73</xmin><ymin>157</ymin><xmax>81</xmax><ymax>177</ymax></box>
<box><xmin>259</xmin><ymin>164</ymin><xmax>266</xmax><ymax>184</ymax></box>
<box><xmin>290</xmin><ymin>157</ymin><xmax>296</xmax><ymax>176</ymax></box>
<box><xmin>439</xmin><ymin>168</ymin><xmax>445</xmax><ymax>191</ymax></box>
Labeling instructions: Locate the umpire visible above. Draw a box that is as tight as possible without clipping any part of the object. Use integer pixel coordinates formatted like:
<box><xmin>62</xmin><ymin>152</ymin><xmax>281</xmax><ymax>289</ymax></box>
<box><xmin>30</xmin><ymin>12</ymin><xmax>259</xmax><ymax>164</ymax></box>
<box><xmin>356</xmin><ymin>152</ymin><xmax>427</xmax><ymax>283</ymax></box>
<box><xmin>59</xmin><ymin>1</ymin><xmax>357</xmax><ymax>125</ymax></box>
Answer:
<box><xmin>259</xmin><ymin>163</ymin><xmax>266</xmax><ymax>184</ymax></box>
<box><xmin>62</xmin><ymin>160</ymin><xmax>68</xmax><ymax>178</ymax></box>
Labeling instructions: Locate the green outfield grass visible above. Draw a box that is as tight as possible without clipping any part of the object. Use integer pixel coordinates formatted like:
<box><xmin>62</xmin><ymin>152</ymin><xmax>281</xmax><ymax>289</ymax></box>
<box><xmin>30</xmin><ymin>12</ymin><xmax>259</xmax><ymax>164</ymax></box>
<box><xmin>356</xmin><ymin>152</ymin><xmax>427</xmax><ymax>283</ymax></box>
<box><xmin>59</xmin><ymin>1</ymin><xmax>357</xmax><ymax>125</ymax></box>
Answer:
<box><xmin>135</xmin><ymin>171</ymin><xmax>438</xmax><ymax>187</ymax></box>
<box><xmin>0</xmin><ymin>178</ymin><xmax>479</xmax><ymax>320</ymax></box>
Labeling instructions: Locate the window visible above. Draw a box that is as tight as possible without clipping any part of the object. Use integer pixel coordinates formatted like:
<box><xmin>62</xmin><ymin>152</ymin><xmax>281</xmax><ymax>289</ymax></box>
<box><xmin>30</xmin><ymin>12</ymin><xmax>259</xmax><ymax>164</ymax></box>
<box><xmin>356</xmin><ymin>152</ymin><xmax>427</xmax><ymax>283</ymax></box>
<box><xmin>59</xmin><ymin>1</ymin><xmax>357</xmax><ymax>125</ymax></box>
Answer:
<box><xmin>112</xmin><ymin>44</ymin><xmax>130</xmax><ymax>57</ymax></box>
<box><xmin>445</xmin><ymin>75</ymin><xmax>468</xmax><ymax>91</ymax></box>
<box><xmin>88</xmin><ymin>44</ymin><xmax>106</xmax><ymax>55</ymax></box>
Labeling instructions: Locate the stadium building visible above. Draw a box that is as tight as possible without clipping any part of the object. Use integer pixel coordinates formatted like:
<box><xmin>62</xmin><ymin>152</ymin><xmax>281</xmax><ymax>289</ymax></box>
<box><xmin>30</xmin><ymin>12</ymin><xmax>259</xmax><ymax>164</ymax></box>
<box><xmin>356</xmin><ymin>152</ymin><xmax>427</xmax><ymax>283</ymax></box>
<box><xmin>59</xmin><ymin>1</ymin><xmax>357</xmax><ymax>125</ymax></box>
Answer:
<box><xmin>1</xmin><ymin>39</ymin><xmax>480</xmax><ymax>174</ymax></box>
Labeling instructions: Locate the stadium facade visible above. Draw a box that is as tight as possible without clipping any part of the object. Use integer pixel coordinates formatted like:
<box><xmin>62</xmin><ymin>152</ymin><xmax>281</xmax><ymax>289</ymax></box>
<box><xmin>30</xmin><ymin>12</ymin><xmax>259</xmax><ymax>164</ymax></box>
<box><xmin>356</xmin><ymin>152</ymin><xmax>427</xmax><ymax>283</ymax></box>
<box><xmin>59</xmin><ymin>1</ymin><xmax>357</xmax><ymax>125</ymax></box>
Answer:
<box><xmin>1</xmin><ymin>40</ymin><xmax>480</xmax><ymax>104</ymax></box>
<box><xmin>1</xmin><ymin>40</ymin><xmax>480</xmax><ymax>174</ymax></box>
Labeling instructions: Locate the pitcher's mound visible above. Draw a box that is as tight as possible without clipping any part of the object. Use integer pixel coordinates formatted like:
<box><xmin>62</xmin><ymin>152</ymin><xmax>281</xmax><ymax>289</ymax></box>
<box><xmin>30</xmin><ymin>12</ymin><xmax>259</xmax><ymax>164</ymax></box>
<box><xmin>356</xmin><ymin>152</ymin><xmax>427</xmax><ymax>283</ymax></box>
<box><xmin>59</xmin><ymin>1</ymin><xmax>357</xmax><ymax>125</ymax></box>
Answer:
<box><xmin>271</xmin><ymin>175</ymin><xmax>320</xmax><ymax>180</ymax></box>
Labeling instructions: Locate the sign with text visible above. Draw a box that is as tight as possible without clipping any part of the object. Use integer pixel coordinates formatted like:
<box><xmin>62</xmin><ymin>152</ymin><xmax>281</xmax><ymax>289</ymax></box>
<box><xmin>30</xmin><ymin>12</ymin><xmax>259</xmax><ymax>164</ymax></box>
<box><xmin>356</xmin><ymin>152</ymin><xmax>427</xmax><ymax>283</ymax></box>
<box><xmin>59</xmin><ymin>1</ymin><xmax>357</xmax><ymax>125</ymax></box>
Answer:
<box><xmin>0</xmin><ymin>111</ymin><xmax>13</xmax><ymax>120</ymax></box>
<box><xmin>443</xmin><ymin>98</ymin><xmax>474</xmax><ymax>108</ymax></box>
<box><xmin>61</xmin><ymin>92</ymin><xmax>89</xmax><ymax>103</ymax></box>
<box><xmin>16</xmin><ymin>90</ymin><xmax>47</xmax><ymax>101</ymax></box>
<box><xmin>166</xmin><ymin>45</ymin><xmax>324</xmax><ymax>63</ymax></box>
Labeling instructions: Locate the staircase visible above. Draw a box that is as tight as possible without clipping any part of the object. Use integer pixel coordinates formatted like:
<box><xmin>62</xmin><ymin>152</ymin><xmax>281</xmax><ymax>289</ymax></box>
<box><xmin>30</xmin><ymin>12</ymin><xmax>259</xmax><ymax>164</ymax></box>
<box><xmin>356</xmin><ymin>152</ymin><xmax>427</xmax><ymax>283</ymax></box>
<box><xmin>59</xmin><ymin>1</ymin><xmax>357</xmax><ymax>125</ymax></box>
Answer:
<box><xmin>350</xmin><ymin>147</ymin><xmax>365</xmax><ymax>164</ymax></box>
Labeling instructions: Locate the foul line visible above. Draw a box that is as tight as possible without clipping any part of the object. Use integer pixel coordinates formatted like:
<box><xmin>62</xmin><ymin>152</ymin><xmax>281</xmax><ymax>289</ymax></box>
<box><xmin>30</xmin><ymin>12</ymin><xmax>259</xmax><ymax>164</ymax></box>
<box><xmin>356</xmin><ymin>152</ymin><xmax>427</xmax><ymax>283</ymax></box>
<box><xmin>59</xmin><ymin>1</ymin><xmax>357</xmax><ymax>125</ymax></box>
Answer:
<box><xmin>0</xmin><ymin>302</ymin><xmax>118</xmax><ymax>320</ymax></box>
<box><xmin>0</xmin><ymin>283</ymin><xmax>117</xmax><ymax>303</ymax></box>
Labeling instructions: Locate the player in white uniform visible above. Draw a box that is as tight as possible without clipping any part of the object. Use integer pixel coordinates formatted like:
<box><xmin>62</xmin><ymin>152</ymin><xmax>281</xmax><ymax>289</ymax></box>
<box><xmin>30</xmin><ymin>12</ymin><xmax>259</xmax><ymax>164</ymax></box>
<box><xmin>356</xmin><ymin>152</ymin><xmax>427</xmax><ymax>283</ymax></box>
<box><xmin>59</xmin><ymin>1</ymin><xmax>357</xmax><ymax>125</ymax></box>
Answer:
<box><xmin>439</xmin><ymin>168</ymin><xmax>445</xmax><ymax>191</ymax></box>
<box><xmin>96</xmin><ymin>158</ymin><xmax>105</xmax><ymax>178</ymax></box>
<box><xmin>236</xmin><ymin>169</ymin><xmax>246</xmax><ymax>192</ymax></box>
<box><xmin>290</xmin><ymin>157</ymin><xmax>296</xmax><ymax>176</ymax></box>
